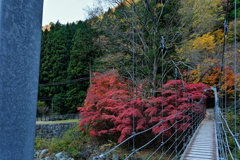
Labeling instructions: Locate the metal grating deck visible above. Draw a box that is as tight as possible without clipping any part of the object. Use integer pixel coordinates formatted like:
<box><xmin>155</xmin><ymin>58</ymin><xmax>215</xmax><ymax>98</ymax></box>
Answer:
<box><xmin>180</xmin><ymin>109</ymin><xmax>218</xmax><ymax>160</ymax></box>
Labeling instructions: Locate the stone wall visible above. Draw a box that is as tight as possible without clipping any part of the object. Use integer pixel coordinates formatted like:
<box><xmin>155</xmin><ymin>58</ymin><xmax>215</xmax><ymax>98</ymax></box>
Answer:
<box><xmin>35</xmin><ymin>123</ymin><xmax>77</xmax><ymax>139</ymax></box>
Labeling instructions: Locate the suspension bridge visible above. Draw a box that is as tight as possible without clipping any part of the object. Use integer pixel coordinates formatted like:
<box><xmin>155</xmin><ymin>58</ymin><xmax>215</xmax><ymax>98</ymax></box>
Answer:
<box><xmin>92</xmin><ymin>0</ymin><xmax>240</xmax><ymax>159</ymax></box>
<box><xmin>0</xmin><ymin>0</ymin><xmax>239</xmax><ymax>159</ymax></box>
<box><xmin>92</xmin><ymin>85</ymin><xmax>239</xmax><ymax>160</ymax></box>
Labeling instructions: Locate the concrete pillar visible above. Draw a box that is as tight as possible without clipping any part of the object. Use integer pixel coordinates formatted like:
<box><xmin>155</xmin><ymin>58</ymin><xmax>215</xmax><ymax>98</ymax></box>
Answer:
<box><xmin>0</xmin><ymin>0</ymin><xmax>43</xmax><ymax>159</ymax></box>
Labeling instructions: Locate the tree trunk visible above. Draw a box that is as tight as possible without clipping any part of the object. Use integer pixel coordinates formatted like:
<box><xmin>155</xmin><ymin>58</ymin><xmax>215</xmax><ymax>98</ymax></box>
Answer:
<box><xmin>89</xmin><ymin>62</ymin><xmax>92</xmax><ymax>86</ymax></box>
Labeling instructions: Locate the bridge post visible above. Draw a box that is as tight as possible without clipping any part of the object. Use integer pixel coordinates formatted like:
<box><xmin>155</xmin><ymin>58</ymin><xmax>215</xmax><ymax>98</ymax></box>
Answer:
<box><xmin>0</xmin><ymin>0</ymin><xmax>43</xmax><ymax>159</ymax></box>
<box><xmin>211</xmin><ymin>86</ymin><xmax>219</xmax><ymax>108</ymax></box>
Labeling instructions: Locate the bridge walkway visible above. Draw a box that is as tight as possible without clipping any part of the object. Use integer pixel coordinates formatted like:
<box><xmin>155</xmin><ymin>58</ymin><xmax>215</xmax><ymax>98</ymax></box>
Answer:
<box><xmin>181</xmin><ymin>108</ymin><xmax>218</xmax><ymax>160</ymax></box>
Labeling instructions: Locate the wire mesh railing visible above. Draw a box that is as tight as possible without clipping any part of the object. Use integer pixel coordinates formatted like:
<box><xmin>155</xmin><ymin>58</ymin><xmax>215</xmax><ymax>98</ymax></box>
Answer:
<box><xmin>93</xmin><ymin>105</ymin><xmax>205</xmax><ymax>160</ymax></box>
<box><xmin>215</xmin><ymin>106</ymin><xmax>240</xmax><ymax>159</ymax></box>
<box><xmin>212</xmin><ymin>87</ymin><xmax>240</xmax><ymax>160</ymax></box>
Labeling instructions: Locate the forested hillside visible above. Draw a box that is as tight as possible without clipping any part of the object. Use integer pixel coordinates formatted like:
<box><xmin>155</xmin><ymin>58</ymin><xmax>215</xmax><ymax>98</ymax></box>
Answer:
<box><xmin>38</xmin><ymin>0</ymin><xmax>240</xmax><ymax>115</ymax></box>
<box><xmin>38</xmin><ymin>21</ymin><xmax>102</xmax><ymax>113</ymax></box>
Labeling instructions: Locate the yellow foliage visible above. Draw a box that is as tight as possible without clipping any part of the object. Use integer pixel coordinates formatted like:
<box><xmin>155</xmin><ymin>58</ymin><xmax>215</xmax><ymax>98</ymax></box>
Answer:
<box><xmin>124</xmin><ymin>0</ymin><xmax>140</xmax><ymax>7</ymax></box>
<box><xmin>176</xmin><ymin>29</ymin><xmax>224</xmax><ymax>63</ymax></box>
<box><xmin>227</xmin><ymin>21</ymin><xmax>240</xmax><ymax>42</ymax></box>
<box><xmin>156</xmin><ymin>3</ymin><xmax>163</xmax><ymax>8</ymax></box>
<box><xmin>212</xmin><ymin>29</ymin><xmax>224</xmax><ymax>43</ymax></box>
<box><xmin>192</xmin><ymin>32</ymin><xmax>216</xmax><ymax>53</ymax></box>
<box><xmin>179</xmin><ymin>0</ymin><xmax>223</xmax><ymax>35</ymax></box>
<box><xmin>98</xmin><ymin>14</ymin><xmax>104</xmax><ymax>20</ymax></box>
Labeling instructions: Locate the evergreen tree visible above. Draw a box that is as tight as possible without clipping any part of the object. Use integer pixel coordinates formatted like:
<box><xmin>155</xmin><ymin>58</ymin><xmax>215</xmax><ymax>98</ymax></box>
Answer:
<box><xmin>39</xmin><ymin>21</ymin><xmax>101</xmax><ymax>114</ymax></box>
<box><xmin>39</xmin><ymin>21</ymin><xmax>79</xmax><ymax>113</ymax></box>
<box><xmin>66</xmin><ymin>23</ymin><xmax>101</xmax><ymax>113</ymax></box>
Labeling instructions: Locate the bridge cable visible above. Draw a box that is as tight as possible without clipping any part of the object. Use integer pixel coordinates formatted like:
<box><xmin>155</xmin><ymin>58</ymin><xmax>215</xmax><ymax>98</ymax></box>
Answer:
<box><xmin>216</xmin><ymin>0</ymin><xmax>240</xmax><ymax>158</ymax></box>
<box><xmin>131</xmin><ymin>0</ymin><xmax>136</xmax><ymax>156</ymax></box>
<box><xmin>233</xmin><ymin>0</ymin><xmax>238</xmax><ymax>157</ymax></box>
<box><xmin>174</xmin><ymin>68</ymin><xmax>179</xmax><ymax>157</ymax></box>
<box><xmin>220</xmin><ymin>0</ymin><xmax>229</xmax><ymax>115</ymax></box>
<box><xmin>161</xmin><ymin>36</ymin><xmax>165</xmax><ymax>159</ymax></box>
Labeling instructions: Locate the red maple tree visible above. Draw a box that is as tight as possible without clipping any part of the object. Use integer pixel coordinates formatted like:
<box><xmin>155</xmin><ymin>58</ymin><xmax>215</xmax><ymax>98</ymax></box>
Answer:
<box><xmin>78</xmin><ymin>70</ymin><xmax>210</xmax><ymax>143</ymax></box>
<box><xmin>78</xmin><ymin>70</ymin><xmax>134</xmax><ymax>137</ymax></box>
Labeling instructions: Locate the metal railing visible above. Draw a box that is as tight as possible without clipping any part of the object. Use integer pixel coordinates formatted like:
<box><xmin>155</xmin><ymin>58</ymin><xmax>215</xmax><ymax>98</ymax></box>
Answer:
<box><xmin>212</xmin><ymin>87</ymin><xmax>240</xmax><ymax>160</ymax></box>
<box><xmin>215</xmin><ymin>106</ymin><xmax>240</xmax><ymax>159</ymax></box>
<box><xmin>93</xmin><ymin>106</ymin><xmax>205</xmax><ymax>160</ymax></box>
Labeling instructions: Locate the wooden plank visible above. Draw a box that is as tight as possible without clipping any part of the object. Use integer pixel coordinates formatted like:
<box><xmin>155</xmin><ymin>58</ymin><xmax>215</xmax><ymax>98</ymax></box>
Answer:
<box><xmin>180</xmin><ymin>109</ymin><xmax>218</xmax><ymax>160</ymax></box>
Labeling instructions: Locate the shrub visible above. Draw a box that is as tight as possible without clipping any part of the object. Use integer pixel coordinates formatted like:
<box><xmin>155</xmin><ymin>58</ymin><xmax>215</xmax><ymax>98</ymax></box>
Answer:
<box><xmin>35</xmin><ymin>125</ymin><xmax>92</xmax><ymax>158</ymax></box>
<box><xmin>78</xmin><ymin>71</ymin><xmax>210</xmax><ymax>143</ymax></box>
<box><xmin>37</xmin><ymin>101</ymin><xmax>49</xmax><ymax>116</ymax></box>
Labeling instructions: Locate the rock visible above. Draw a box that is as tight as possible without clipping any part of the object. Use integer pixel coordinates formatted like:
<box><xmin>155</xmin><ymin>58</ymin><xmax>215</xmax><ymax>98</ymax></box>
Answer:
<box><xmin>55</xmin><ymin>152</ymin><xmax>64</xmax><ymax>159</ymax></box>
<box><xmin>34</xmin><ymin>150</ymin><xmax>40</xmax><ymax>158</ymax></box>
<box><xmin>55</xmin><ymin>152</ymin><xmax>73</xmax><ymax>160</ymax></box>
<box><xmin>39</xmin><ymin>149</ymin><xmax>48</xmax><ymax>158</ymax></box>
<box><xmin>55</xmin><ymin>152</ymin><xmax>61</xmax><ymax>158</ymax></box>
<box><xmin>34</xmin><ymin>150</ymin><xmax>76</xmax><ymax>160</ymax></box>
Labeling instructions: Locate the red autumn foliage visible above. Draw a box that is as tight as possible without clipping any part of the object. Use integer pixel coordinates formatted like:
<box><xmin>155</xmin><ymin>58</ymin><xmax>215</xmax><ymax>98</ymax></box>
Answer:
<box><xmin>78</xmin><ymin>70</ymin><xmax>132</xmax><ymax>137</ymax></box>
<box><xmin>78</xmin><ymin>70</ymin><xmax>210</xmax><ymax>143</ymax></box>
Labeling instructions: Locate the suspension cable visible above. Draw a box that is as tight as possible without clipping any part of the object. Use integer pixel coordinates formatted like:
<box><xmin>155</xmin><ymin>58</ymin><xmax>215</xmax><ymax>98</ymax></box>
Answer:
<box><xmin>131</xmin><ymin>0</ymin><xmax>136</xmax><ymax>155</ymax></box>
<box><xmin>233</xmin><ymin>0</ymin><xmax>238</xmax><ymax>157</ymax></box>
<box><xmin>220</xmin><ymin>0</ymin><xmax>229</xmax><ymax>114</ymax></box>
<box><xmin>161</xmin><ymin>36</ymin><xmax>165</xmax><ymax>158</ymax></box>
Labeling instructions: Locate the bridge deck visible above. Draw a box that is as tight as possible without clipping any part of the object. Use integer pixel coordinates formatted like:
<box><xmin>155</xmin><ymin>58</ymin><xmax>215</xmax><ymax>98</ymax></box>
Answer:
<box><xmin>181</xmin><ymin>109</ymin><xmax>218</xmax><ymax>160</ymax></box>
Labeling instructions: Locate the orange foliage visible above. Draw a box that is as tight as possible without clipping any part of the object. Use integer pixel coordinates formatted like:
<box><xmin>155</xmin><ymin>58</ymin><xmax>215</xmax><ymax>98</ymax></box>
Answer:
<box><xmin>42</xmin><ymin>25</ymin><xmax>51</xmax><ymax>31</ymax></box>
<box><xmin>187</xmin><ymin>59</ymin><xmax>235</xmax><ymax>97</ymax></box>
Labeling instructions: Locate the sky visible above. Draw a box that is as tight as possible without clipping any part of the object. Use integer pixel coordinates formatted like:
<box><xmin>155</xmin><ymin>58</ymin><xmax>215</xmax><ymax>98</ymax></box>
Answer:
<box><xmin>42</xmin><ymin>0</ymin><xmax>94</xmax><ymax>26</ymax></box>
